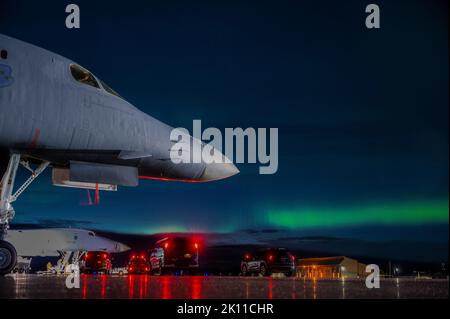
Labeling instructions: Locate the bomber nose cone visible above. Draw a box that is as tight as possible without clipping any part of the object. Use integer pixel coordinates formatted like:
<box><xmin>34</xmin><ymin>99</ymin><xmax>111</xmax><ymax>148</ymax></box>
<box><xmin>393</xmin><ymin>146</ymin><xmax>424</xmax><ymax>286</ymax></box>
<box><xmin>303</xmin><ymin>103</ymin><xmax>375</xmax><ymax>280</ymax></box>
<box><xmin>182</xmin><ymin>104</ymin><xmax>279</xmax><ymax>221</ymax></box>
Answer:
<box><xmin>199</xmin><ymin>162</ymin><xmax>240</xmax><ymax>181</ymax></box>
<box><xmin>117</xmin><ymin>243</ymin><xmax>131</xmax><ymax>252</ymax></box>
<box><xmin>109</xmin><ymin>241</ymin><xmax>131</xmax><ymax>253</ymax></box>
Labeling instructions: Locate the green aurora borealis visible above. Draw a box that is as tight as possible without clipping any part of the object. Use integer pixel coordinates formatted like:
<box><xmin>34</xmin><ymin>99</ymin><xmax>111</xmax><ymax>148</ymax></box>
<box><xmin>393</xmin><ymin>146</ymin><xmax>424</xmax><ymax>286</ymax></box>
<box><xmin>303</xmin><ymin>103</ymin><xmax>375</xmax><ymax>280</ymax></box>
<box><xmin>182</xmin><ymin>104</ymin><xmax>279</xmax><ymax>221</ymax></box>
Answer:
<box><xmin>265</xmin><ymin>199</ymin><xmax>449</xmax><ymax>229</ymax></box>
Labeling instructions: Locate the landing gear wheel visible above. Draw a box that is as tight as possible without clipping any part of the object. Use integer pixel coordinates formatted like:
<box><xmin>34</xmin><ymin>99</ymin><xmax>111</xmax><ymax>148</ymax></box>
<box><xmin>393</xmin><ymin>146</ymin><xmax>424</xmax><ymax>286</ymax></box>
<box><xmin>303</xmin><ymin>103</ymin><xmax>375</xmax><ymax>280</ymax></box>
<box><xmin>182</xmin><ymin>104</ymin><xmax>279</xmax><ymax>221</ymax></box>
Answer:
<box><xmin>0</xmin><ymin>240</ymin><xmax>17</xmax><ymax>275</ymax></box>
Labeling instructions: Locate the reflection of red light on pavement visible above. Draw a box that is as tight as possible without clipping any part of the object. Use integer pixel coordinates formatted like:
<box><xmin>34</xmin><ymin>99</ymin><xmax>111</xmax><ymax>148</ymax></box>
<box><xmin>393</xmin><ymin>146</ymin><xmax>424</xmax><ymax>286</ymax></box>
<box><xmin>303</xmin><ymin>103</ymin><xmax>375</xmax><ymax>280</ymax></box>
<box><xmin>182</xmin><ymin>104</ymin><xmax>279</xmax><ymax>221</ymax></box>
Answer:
<box><xmin>82</xmin><ymin>274</ymin><xmax>87</xmax><ymax>299</ymax></box>
<box><xmin>101</xmin><ymin>274</ymin><xmax>106</xmax><ymax>299</ymax></box>
<box><xmin>139</xmin><ymin>275</ymin><xmax>144</xmax><ymax>299</ymax></box>
<box><xmin>144</xmin><ymin>274</ymin><xmax>149</xmax><ymax>297</ymax></box>
<box><xmin>128</xmin><ymin>275</ymin><xmax>134</xmax><ymax>299</ymax></box>
<box><xmin>162</xmin><ymin>276</ymin><xmax>171</xmax><ymax>299</ymax></box>
<box><xmin>268</xmin><ymin>277</ymin><xmax>273</xmax><ymax>299</ymax></box>
<box><xmin>191</xmin><ymin>276</ymin><xmax>202</xmax><ymax>299</ymax></box>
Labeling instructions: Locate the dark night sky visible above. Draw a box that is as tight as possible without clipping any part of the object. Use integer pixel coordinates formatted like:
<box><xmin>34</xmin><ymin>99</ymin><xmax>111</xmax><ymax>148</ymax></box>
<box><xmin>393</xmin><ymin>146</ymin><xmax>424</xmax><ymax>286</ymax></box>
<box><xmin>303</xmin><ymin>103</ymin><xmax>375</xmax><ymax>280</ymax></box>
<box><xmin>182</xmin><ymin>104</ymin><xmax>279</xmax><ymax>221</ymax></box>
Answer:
<box><xmin>0</xmin><ymin>0</ymin><xmax>448</xmax><ymax>261</ymax></box>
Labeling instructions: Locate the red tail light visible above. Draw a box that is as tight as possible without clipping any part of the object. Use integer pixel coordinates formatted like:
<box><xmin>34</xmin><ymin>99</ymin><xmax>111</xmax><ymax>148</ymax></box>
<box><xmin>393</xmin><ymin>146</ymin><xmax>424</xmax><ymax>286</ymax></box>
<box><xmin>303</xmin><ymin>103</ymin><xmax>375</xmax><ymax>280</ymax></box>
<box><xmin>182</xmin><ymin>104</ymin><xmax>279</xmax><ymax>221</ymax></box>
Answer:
<box><xmin>268</xmin><ymin>255</ymin><xmax>274</xmax><ymax>262</ymax></box>
<box><xmin>129</xmin><ymin>266</ymin><xmax>133</xmax><ymax>271</ymax></box>
<box><xmin>102</xmin><ymin>254</ymin><xmax>107</xmax><ymax>259</ymax></box>
<box><xmin>164</xmin><ymin>242</ymin><xmax>169</xmax><ymax>249</ymax></box>
<box><xmin>194</xmin><ymin>242</ymin><xmax>198</xmax><ymax>249</ymax></box>
<box><xmin>141</xmin><ymin>254</ymin><xmax>145</xmax><ymax>259</ymax></box>
<box><xmin>145</xmin><ymin>267</ymin><xmax>149</xmax><ymax>271</ymax></box>
<box><xmin>85</xmin><ymin>253</ymin><xmax>89</xmax><ymax>259</ymax></box>
<box><xmin>132</xmin><ymin>254</ymin><xmax>136</xmax><ymax>259</ymax></box>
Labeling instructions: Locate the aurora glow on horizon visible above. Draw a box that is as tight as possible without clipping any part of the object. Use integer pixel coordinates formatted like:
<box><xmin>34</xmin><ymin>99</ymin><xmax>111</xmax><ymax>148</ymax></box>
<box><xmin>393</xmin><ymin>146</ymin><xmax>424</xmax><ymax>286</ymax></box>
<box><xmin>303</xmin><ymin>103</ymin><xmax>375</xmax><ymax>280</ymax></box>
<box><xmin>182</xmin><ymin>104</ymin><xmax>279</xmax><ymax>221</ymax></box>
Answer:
<box><xmin>264</xmin><ymin>200</ymin><xmax>449</xmax><ymax>229</ymax></box>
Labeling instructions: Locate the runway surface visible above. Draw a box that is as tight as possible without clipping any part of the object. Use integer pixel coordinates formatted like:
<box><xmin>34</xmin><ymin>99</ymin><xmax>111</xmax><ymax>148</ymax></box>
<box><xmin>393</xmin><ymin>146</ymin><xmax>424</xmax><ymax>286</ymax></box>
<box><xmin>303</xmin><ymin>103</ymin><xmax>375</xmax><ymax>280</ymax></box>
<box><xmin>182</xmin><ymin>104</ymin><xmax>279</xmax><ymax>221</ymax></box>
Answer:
<box><xmin>0</xmin><ymin>275</ymin><xmax>448</xmax><ymax>299</ymax></box>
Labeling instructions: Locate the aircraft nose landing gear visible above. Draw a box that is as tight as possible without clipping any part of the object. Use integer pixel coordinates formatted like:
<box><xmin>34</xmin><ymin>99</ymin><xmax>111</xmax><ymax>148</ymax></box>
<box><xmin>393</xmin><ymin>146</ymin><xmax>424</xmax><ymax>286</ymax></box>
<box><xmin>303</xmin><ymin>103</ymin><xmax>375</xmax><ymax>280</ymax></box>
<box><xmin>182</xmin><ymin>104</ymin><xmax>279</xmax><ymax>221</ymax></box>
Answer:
<box><xmin>0</xmin><ymin>153</ymin><xmax>49</xmax><ymax>275</ymax></box>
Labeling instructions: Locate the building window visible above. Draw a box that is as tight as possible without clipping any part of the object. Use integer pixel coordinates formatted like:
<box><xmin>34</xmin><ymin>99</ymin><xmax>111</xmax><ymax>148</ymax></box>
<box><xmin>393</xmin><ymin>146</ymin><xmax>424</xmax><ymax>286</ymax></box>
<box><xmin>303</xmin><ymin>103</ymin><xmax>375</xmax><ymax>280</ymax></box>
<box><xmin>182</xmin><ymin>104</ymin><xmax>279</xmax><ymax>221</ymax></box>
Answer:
<box><xmin>70</xmin><ymin>64</ymin><xmax>100</xmax><ymax>89</ymax></box>
<box><xmin>0</xmin><ymin>50</ymin><xmax>7</xmax><ymax>59</ymax></box>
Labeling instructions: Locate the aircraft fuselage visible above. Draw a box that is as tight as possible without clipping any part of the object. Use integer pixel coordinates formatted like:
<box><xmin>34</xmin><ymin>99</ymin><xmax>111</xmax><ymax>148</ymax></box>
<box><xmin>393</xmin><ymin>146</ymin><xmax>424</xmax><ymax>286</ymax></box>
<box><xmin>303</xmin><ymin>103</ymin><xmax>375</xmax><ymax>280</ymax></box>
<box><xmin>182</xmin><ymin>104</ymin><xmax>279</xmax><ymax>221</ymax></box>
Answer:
<box><xmin>0</xmin><ymin>34</ymin><xmax>238</xmax><ymax>183</ymax></box>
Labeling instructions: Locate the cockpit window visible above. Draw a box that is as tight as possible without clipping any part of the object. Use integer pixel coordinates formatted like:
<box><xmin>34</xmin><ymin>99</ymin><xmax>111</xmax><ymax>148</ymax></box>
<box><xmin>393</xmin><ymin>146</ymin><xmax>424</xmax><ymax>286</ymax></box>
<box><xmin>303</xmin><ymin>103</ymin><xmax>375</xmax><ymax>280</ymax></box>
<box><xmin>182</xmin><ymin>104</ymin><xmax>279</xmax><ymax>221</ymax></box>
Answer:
<box><xmin>70</xmin><ymin>64</ymin><xmax>100</xmax><ymax>89</ymax></box>
<box><xmin>100</xmin><ymin>79</ymin><xmax>122</xmax><ymax>98</ymax></box>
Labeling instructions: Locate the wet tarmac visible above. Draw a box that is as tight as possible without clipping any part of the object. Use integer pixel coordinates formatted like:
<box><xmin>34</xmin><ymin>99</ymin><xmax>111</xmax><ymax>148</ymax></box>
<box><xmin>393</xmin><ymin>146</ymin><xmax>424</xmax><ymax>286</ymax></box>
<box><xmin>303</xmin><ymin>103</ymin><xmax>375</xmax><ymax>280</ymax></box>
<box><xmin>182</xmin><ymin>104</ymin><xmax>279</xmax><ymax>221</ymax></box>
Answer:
<box><xmin>0</xmin><ymin>274</ymin><xmax>448</xmax><ymax>299</ymax></box>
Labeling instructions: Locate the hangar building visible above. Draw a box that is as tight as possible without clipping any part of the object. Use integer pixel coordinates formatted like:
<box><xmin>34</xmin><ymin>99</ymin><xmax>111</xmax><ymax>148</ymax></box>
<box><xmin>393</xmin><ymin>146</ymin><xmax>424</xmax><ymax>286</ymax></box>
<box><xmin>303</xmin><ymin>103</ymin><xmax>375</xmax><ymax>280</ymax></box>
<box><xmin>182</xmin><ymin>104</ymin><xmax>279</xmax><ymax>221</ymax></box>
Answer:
<box><xmin>297</xmin><ymin>256</ymin><xmax>367</xmax><ymax>279</ymax></box>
